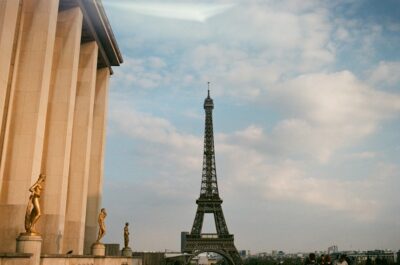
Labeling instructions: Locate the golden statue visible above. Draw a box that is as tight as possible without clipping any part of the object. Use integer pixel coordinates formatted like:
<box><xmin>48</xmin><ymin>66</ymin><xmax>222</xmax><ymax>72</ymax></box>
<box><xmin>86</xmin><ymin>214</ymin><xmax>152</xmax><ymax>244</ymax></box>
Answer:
<box><xmin>124</xmin><ymin>222</ymin><xmax>130</xmax><ymax>248</ymax></box>
<box><xmin>96</xmin><ymin>208</ymin><xmax>107</xmax><ymax>243</ymax></box>
<box><xmin>24</xmin><ymin>174</ymin><xmax>46</xmax><ymax>235</ymax></box>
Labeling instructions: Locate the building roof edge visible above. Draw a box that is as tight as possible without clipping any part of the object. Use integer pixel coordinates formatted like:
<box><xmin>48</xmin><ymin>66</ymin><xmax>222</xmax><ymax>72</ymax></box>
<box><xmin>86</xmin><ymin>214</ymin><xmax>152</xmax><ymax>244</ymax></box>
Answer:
<box><xmin>80</xmin><ymin>0</ymin><xmax>123</xmax><ymax>68</ymax></box>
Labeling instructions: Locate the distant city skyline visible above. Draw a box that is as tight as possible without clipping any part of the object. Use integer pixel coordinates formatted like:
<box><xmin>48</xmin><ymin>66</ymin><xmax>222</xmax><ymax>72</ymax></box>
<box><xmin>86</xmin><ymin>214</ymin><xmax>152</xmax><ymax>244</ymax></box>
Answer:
<box><xmin>101</xmin><ymin>0</ymin><xmax>400</xmax><ymax>252</ymax></box>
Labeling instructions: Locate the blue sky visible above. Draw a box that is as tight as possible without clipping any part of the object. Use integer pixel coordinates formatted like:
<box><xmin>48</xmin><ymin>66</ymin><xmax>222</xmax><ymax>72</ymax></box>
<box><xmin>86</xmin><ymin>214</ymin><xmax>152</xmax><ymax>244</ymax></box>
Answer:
<box><xmin>100</xmin><ymin>0</ymin><xmax>400</xmax><ymax>253</ymax></box>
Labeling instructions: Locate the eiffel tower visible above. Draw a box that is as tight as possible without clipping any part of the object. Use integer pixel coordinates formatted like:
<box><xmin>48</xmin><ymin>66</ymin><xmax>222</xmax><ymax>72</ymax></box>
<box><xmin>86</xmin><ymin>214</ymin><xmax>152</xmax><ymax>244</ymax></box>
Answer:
<box><xmin>183</xmin><ymin>84</ymin><xmax>243</xmax><ymax>265</ymax></box>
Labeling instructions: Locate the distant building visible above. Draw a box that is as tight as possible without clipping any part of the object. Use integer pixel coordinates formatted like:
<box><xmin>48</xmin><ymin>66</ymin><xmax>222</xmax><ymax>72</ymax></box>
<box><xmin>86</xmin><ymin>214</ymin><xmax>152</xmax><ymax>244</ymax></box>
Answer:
<box><xmin>331</xmin><ymin>250</ymin><xmax>395</xmax><ymax>265</ymax></box>
<box><xmin>181</xmin><ymin>231</ymin><xmax>189</xmax><ymax>252</ymax></box>
<box><xmin>239</xmin><ymin>250</ymin><xmax>251</xmax><ymax>258</ymax></box>
<box><xmin>258</xmin><ymin>252</ymin><xmax>268</xmax><ymax>258</ymax></box>
<box><xmin>328</xmin><ymin>246</ymin><xmax>339</xmax><ymax>254</ymax></box>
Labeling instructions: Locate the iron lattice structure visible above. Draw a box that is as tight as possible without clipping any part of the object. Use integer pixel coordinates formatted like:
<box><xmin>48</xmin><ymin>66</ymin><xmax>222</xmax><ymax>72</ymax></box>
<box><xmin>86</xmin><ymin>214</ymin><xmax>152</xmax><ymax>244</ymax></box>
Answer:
<box><xmin>183</xmin><ymin>89</ymin><xmax>243</xmax><ymax>265</ymax></box>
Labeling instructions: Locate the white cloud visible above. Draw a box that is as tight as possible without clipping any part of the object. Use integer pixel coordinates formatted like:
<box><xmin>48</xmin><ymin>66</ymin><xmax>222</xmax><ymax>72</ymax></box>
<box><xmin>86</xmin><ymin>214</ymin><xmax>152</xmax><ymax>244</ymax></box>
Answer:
<box><xmin>204</xmin><ymin>70</ymin><xmax>399</xmax><ymax>163</ymax></box>
<box><xmin>215</xmin><ymin>132</ymin><xmax>384</xmax><ymax>222</ymax></box>
<box><xmin>346</xmin><ymin>151</ymin><xmax>376</xmax><ymax>160</ymax></box>
<box><xmin>108</xmin><ymin>101</ymin><xmax>396</xmax><ymax>222</ymax></box>
<box><xmin>109</xmin><ymin>0</ymin><xmax>336</xmax><ymax>98</ymax></box>
<box><xmin>369</xmin><ymin>61</ymin><xmax>400</xmax><ymax>86</ymax></box>
<box><xmin>216</xmin><ymin>127</ymin><xmax>400</xmax><ymax>223</ymax></box>
<box><xmin>268</xmin><ymin>71</ymin><xmax>400</xmax><ymax>161</ymax></box>
<box><xmin>105</xmin><ymin>1</ymin><xmax>235</xmax><ymax>22</ymax></box>
<box><xmin>332</xmin><ymin>17</ymin><xmax>386</xmax><ymax>63</ymax></box>
<box><xmin>335</xmin><ymin>27</ymin><xmax>350</xmax><ymax>41</ymax></box>
<box><xmin>147</xmin><ymin>56</ymin><xmax>167</xmax><ymax>69</ymax></box>
<box><xmin>262</xmin><ymin>167</ymin><xmax>379</xmax><ymax>221</ymax></box>
<box><xmin>110</xmin><ymin>105</ymin><xmax>198</xmax><ymax>147</ymax></box>
<box><xmin>234</xmin><ymin>125</ymin><xmax>263</xmax><ymax>141</ymax></box>
<box><xmin>109</xmin><ymin>103</ymin><xmax>202</xmax><ymax>173</ymax></box>
<box><xmin>112</xmin><ymin>57</ymin><xmax>169</xmax><ymax>90</ymax></box>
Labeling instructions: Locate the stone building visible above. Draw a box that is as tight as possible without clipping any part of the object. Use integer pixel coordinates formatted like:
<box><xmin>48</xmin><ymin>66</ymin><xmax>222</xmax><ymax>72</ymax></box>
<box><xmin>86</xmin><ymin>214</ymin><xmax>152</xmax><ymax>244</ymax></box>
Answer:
<box><xmin>0</xmin><ymin>0</ymin><xmax>122</xmax><ymax>259</ymax></box>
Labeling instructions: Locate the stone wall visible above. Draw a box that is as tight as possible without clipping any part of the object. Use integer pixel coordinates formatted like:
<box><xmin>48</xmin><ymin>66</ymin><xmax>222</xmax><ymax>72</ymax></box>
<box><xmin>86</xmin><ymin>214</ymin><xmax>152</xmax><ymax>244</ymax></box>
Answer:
<box><xmin>0</xmin><ymin>253</ymin><xmax>31</xmax><ymax>265</ymax></box>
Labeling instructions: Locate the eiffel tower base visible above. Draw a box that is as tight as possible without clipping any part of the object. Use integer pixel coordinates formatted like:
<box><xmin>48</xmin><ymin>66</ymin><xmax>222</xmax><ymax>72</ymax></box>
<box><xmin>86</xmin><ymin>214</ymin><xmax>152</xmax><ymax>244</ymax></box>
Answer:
<box><xmin>183</xmin><ymin>236</ymin><xmax>243</xmax><ymax>265</ymax></box>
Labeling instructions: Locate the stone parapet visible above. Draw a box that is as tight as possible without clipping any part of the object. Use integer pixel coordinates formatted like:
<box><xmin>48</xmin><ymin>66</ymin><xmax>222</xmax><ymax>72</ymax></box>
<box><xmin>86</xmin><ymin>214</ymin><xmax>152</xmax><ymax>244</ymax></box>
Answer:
<box><xmin>40</xmin><ymin>255</ymin><xmax>141</xmax><ymax>265</ymax></box>
<box><xmin>0</xmin><ymin>253</ymin><xmax>31</xmax><ymax>265</ymax></box>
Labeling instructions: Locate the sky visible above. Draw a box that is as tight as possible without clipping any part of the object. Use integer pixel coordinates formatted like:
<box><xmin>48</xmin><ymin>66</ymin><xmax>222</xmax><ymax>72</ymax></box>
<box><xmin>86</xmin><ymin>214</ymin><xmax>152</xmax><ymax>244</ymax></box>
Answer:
<box><xmin>100</xmin><ymin>0</ymin><xmax>400</xmax><ymax>253</ymax></box>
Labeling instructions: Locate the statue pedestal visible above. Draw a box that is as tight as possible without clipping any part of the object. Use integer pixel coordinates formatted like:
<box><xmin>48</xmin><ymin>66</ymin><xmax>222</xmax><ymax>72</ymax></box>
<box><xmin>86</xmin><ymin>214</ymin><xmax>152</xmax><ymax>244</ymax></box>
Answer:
<box><xmin>121</xmin><ymin>246</ymin><xmax>132</xmax><ymax>257</ymax></box>
<box><xmin>91</xmin><ymin>242</ymin><xmax>105</xmax><ymax>256</ymax></box>
<box><xmin>16</xmin><ymin>234</ymin><xmax>42</xmax><ymax>265</ymax></box>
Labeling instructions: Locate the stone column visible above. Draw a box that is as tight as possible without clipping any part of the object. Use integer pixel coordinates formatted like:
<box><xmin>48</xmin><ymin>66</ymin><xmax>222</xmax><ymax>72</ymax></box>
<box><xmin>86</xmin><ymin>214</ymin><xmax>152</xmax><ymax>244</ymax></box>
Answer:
<box><xmin>39</xmin><ymin>7</ymin><xmax>83</xmax><ymax>254</ymax></box>
<box><xmin>0</xmin><ymin>0</ymin><xmax>59</xmax><ymax>253</ymax></box>
<box><xmin>63</xmin><ymin>42</ymin><xmax>98</xmax><ymax>255</ymax></box>
<box><xmin>84</xmin><ymin>68</ymin><xmax>110</xmax><ymax>254</ymax></box>
<box><xmin>0</xmin><ymin>0</ymin><xmax>21</xmax><ymax>166</ymax></box>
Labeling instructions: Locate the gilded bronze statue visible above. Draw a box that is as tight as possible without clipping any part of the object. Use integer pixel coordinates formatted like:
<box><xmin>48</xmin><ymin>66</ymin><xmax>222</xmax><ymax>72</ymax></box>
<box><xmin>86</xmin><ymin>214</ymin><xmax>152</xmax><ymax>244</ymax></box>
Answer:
<box><xmin>96</xmin><ymin>208</ymin><xmax>107</xmax><ymax>243</ymax></box>
<box><xmin>24</xmin><ymin>174</ymin><xmax>46</xmax><ymax>235</ymax></box>
<box><xmin>124</xmin><ymin>222</ymin><xmax>129</xmax><ymax>248</ymax></box>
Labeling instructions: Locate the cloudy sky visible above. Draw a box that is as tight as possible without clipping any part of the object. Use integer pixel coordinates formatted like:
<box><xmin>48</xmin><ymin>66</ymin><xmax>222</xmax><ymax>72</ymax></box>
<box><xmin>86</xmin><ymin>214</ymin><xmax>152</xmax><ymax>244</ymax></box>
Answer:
<box><xmin>100</xmin><ymin>0</ymin><xmax>400</xmax><ymax>253</ymax></box>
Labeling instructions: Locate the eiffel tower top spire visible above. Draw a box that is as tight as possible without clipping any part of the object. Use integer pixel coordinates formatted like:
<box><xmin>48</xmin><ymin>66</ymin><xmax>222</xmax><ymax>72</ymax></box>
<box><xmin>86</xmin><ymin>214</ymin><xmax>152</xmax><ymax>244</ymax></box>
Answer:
<box><xmin>200</xmin><ymin>82</ymin><xmax>219</xmax><ymax>199</ymax></box>
<box><xmin>204</xmin><ymin>82</ymin><xmax>214</xmax><ymax>109</ymax></box>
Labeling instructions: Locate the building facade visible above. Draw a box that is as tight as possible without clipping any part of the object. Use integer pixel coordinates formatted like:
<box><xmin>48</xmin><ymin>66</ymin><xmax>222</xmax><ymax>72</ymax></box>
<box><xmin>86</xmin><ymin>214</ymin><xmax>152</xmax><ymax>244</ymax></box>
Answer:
<box><xmin>0</xmin><ymin>0</ymin><xmax>122</xmax><ymax>256</ymax></box>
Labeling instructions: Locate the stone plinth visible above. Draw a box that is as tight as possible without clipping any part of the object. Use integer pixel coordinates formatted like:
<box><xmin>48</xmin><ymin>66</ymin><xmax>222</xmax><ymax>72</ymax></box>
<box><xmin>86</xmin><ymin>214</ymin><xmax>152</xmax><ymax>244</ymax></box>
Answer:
<box><xmin>91</xmin><ymin>242</ymin><xmax>105</xmax><ymax>256</ymax></box>
<box><xmin>122</xmin><ymin>247</ymin><xmax>133</xmax><ymax>257</ymax></box>
<box><xmin>16</xmin><ymin>234</ymin><xmax>42</xmax><ymax>265</ymax></box>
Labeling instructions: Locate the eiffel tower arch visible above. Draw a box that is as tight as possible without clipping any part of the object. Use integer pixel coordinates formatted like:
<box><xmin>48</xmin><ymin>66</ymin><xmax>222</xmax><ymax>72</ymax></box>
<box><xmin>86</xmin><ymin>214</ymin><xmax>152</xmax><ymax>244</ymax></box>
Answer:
<box><xmin>185</xmin><ymin>248</ymin><xmax>237</xmax><ymax>265</ymax></box>
<box><xmin>182</xmin><ymin>85</ymin><xmax>243</xmax><ymax>265</ymax></box>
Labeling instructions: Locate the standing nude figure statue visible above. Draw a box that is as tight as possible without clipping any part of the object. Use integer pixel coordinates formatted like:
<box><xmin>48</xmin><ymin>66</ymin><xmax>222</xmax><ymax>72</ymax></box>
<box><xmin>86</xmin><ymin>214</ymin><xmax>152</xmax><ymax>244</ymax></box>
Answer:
<box><xmin>124</xmin><ymin>222</ymin><xmax>130</xmax><ymax>248</ymax></box>
<box><xmin>96</xmin><ymin>208</ymin><xmax>107</xmax><ymax>243</ymax></box>
<box><xmin>24</xmin><ymin>174</ymin><xmax>46</xmax><ymax>234</ymax></box>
